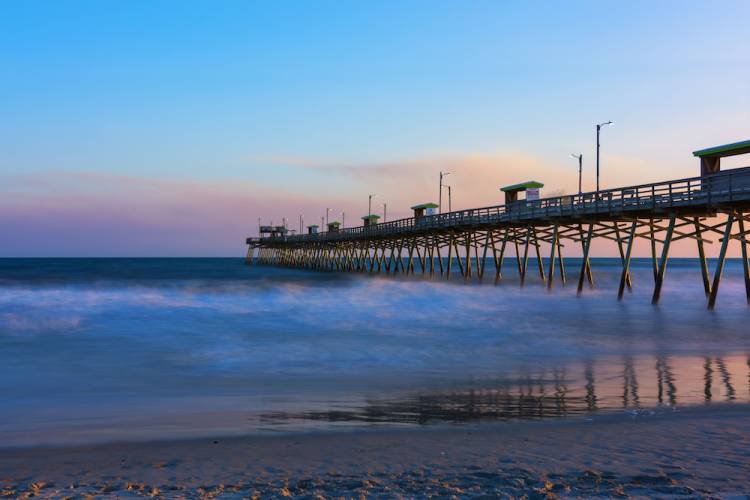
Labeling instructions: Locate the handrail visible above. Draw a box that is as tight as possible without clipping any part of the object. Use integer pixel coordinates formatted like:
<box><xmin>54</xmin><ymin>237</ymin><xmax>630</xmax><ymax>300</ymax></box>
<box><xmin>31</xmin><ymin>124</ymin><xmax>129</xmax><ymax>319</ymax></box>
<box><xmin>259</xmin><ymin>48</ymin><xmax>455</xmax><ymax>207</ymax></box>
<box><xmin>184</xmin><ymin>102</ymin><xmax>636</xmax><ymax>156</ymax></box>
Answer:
<box><xmin>255</xmin><ymin>166</ymin><xmax>750</xmax><ymax>245</ymax></box>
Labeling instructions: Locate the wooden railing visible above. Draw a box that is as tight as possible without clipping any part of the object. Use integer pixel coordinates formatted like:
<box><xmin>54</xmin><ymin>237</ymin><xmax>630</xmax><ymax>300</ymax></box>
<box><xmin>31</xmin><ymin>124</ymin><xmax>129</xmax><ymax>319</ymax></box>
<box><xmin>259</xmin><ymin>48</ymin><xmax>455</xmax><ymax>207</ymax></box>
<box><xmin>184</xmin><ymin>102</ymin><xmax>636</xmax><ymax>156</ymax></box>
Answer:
<box><xmin>253</xmin><ymin>166</ymin><xmax>750</xmax><ymax>245</ymax></box>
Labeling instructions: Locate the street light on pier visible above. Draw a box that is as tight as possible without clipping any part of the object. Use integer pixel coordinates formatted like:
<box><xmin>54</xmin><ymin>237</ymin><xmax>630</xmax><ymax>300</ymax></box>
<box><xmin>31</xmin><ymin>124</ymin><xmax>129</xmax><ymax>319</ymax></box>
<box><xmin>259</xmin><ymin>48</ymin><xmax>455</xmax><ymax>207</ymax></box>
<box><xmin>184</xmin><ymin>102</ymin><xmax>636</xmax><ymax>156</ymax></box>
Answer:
<box><xmin>326</xmin><ymin>208</ymin><xmax>334</xmax><ymax>226</ymax></box>
<box><xmin>596</xmin><ymin>121</ymin><xmax>613</xmax><ymax>197</ymax></box>
<box><xmin>570</xmin><ymin>153</ymin><xmax>583</xmax><ymax>195</ymax></box>
<box><xmin>439</xmin><ymin>171</ymin><xmax>451</xmax><ymax>213</ymax></box>
<box><xmin>444</xmin><ymin>185</ymin><xmax>452</xmax><ymax>212</ymax></box>
<box><xmin>383</xmin><ymin>203</ymin><xmax>387</xmax><ymax>222</ymax></box>
<box><xmin>368</xmin><ymin>194</ymin><xmax>376</xmax><ymax>217</ymax></box>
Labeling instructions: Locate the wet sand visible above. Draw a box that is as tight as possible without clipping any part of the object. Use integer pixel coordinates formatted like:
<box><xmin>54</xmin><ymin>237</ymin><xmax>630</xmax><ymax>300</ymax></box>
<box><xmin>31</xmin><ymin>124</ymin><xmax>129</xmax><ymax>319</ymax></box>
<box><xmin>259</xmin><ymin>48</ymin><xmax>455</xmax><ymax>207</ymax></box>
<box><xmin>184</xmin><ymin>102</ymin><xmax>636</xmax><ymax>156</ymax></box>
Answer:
<box><xmin>2</xmin><ymin>404</ymin><xmax>749</xmax><ymax>498</ymax></box>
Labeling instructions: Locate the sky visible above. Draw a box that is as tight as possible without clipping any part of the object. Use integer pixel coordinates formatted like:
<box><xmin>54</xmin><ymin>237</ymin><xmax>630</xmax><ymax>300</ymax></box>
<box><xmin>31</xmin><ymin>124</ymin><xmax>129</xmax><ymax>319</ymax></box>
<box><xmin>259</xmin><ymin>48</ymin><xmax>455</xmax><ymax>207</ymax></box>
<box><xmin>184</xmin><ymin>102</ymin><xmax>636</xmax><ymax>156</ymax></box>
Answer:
<box><xmin>1</xmin><ymin>1</ymin><xmax>749</xmax><ymax>257</ymax></box>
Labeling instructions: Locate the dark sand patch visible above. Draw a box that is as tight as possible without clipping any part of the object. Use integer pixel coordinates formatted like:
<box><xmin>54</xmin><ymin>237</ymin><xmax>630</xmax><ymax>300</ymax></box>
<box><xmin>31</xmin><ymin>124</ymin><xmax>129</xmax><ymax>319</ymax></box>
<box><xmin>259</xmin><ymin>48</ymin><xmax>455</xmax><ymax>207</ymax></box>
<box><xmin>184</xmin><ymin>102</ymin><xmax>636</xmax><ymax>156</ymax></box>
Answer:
<box><xmin>2</xmin><ymin>405</ymin><xmax>749</xmax><ymax>498</ymax></box>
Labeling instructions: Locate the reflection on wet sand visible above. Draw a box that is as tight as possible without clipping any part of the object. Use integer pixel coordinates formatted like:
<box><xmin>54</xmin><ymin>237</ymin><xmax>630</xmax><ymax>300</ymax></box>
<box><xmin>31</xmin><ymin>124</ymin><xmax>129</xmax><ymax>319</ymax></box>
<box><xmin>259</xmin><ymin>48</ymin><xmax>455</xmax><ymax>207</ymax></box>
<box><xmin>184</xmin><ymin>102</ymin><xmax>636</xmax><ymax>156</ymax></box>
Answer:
<box><xmin>258</xmin><ymin>354</ymin><xmax>750</xmax><ymax>429</ymax></box>
<box><xmin>656</xmin><ymin>356</ymin><xmax>676</xmax><ymax>406</ymax></box>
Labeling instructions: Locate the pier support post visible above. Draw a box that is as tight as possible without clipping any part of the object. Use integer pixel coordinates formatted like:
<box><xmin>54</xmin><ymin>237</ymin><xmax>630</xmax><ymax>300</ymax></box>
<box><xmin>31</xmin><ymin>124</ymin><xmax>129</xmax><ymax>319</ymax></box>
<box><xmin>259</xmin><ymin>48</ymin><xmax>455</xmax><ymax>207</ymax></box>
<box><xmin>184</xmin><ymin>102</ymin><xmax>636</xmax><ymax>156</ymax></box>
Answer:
<box><xmin>513</xmin><ymin>229</ymin><xmax>523</xmax><ymax>277</ymax></box>
<box><xmin>651</xmin><ymin>216</ymin><xmax>676</xmax><ymax>305</ymax></box>
<box><xmin>578</xmin><ymin>224</ymin><xmax>593</xmax><ymax>286</ymax></box>
<box><xmin>407</xmin><ymin>241</ymin><xmax>416</xmax><ymax>274</ymax></box>
<box><xmin>454</xmin><ymin>238</ymin><xmax>465</xmax><ymax>278</ymax></box>
<box><xmin>520</xmin><ymin>228</ymin><xmax>531</xmax><ymax>285</ymax></box>
<box><xmin>446</xmin><ymin>237</ymin><xmax>454</xmax><ymax>279</ymax></box>
<box><xmin>577</xmin><ymin>224</ymin><xmax>594</xmax><ymax>296</ymax></box>
<box><xmin>436</xmin><ymin>241</ymin><xmax>444</xmax><ymax>275</ymax></box>
<box><xmin>738</xmin><ymin>214</ymin><xmax>750</xmax><ymax>303</ymax></box>
<box><xmin>614</xmin><ymin>223</ymin><xmax>632</xmax><ymax>290</ymax></box>
<box><xmin>495</xmin><ymin>229</ymin><xmax>509</xmax><ymax>283</ymax></box>
<box><xmin>708</xmin><ymin>213</ymin><xmax>735</xmax><ymax>310</ymax></box>
<box><xmin>649</xmin><ymin>219</ymin><xmax>659</xmax><ymax>281</ymax></box>
<box><xmin>490</xmin><ymin>232</ymin><xmax>499</xmax><ymax>281</ymax></box>
<box><xmin>479</xmin><ymin>232</ymin><xmax>490</xmax><ymax>281</ymax></box>
<box><xmin>694</xmin><ymin>217</ymin><xmax>712</xmax><ymax>297</ymax></box>
<box><xmin>464</xmin><ymin>233</ymin><xmax>472</xmax><ymax>280</ymax></box>
<box><xmin>557</xmin><ymin>235</ymin><xmax>566</xmax><ymax>284</ymax></box>
<box><xmin>533</xmin><ymin>228</ymin><xmax>545</xmax><ymax>282</ymax></box>
<box><xmin>547</xmin><ymin>225</ymin><xmax>558</xmax><ymax>289</ymax></box>
<box><xmin>618</xmin><ymin>221</ymin><xmax>637</xmax><ymax>300</ymax></box>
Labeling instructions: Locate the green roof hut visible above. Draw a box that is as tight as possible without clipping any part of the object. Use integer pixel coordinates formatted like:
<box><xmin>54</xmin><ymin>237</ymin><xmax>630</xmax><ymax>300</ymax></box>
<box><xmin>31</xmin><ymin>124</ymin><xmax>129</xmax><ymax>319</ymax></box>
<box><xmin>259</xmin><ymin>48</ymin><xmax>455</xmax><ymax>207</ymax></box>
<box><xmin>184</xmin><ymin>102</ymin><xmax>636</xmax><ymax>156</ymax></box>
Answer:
<box><xmin>500</xmin><ymin>181</ymin><xmax>544</xmax><ymax>204</ymax></box>
<box><xmin>411</xmin><ymin>202</ymin><xmax>438</xmax><ymax>218</ymax></box>
<box><xmin>362</xmin><ymin>214</ymin><xmax>380</xmax><ymax>226</ymax></box>
<box><xmin>693</xmin><ymin>139</ymin><xmax>750</xmax><ymax>175</ymax></box>
<box><xmin>327</xmin><ymin>221</ymin><xmax>341</xmax><ymax>232</ymax></box>
<box><xmin>307</xmin><ymin>224</ymin><xmax>319</xmax><ymax>235</ymax></box>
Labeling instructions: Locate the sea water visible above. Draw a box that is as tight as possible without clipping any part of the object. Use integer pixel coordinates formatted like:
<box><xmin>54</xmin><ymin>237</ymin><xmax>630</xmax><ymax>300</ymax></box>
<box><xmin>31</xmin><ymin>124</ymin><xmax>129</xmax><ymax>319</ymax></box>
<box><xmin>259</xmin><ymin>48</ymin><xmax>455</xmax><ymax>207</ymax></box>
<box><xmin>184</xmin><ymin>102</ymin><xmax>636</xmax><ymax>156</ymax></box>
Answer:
<box><xmin>1</xmin><ymin>258</ymin><xmax>749</xmax><ymax>446</ymax></box>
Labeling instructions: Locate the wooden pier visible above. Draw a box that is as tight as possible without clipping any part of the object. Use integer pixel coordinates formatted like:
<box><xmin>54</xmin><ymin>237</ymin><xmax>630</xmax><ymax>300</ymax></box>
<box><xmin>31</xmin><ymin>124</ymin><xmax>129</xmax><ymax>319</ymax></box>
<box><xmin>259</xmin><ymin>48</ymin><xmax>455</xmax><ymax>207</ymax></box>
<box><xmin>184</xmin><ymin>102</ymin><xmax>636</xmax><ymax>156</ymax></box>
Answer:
<box><xmin>246</xmin><ymin>141</ymin><xmax>750</xmax><ymax>309</ymax></box>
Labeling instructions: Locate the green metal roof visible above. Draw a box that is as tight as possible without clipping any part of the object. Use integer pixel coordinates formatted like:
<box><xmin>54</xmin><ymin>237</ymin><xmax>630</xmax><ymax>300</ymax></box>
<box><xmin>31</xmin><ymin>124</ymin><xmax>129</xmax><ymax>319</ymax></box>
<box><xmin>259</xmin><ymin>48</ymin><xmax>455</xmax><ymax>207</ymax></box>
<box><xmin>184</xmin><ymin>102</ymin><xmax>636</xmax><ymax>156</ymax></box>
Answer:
<box><xmin>361</xmin><ymin>214</ymin><xmax>381</xmax><ymax>220</ymax></box>
<box><xmin>410</xmin><ymin>202</ymin><xmax>438</xmax><ymax>209</ymax></box>
<box><xmin>327</xmin><ymin>221</ymin><xmax>341</xmax><ymax>226</ymax></box>
<box><xmin>693</xmin><ymin>139</ymin><xmax>750</xmax><ymax>158</ymax></box>
<box><xmin>500</xmin><ymin>181</ymin><xmax>544</xmax><ymax>192</ymax></box>
<box><xmin>307</xmin><ymin>224</ymin><xmax>319</xmax><ymax>228</ymax></box>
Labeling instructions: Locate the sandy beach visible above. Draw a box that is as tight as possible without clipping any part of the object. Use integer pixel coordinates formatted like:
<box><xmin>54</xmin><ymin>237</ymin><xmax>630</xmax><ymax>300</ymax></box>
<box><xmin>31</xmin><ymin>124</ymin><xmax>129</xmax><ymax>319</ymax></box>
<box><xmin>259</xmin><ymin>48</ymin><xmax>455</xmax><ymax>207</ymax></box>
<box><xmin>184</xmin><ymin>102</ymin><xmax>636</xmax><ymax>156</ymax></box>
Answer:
<box><xmin>2</xmin><ymin>403</ymin><xmax>749</xmax><ymax>498</ymax></box>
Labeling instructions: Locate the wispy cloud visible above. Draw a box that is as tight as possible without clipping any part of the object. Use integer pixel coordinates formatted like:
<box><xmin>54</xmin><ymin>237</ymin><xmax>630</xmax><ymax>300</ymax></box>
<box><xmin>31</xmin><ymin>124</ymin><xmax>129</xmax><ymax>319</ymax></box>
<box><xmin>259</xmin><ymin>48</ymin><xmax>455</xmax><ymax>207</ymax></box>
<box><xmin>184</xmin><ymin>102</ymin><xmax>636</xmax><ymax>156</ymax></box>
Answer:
<box><xmin>0</xmin><ymin>150</ymin><xmax>677</xmax><ymax>257</ymax></box>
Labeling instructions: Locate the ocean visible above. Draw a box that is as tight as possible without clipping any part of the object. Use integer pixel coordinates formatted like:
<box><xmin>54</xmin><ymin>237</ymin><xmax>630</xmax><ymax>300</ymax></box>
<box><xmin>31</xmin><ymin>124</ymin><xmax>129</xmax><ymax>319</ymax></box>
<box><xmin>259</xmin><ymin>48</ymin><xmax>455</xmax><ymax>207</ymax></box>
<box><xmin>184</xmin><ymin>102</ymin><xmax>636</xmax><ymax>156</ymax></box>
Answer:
<box><xmin>1</xmin><ymin>257</ymin><xmax>749</xmax><ymax>447</ymax></box>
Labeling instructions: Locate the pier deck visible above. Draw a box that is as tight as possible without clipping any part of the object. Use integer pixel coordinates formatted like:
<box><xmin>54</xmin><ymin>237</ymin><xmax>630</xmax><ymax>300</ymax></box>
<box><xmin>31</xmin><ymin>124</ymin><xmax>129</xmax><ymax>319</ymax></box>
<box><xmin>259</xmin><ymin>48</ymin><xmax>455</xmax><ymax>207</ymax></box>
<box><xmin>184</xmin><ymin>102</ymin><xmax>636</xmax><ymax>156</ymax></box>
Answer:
<box><xmin>247</xmin><ymin>166</ymin><xmax>750</xmax><ymax>309</ymax></box>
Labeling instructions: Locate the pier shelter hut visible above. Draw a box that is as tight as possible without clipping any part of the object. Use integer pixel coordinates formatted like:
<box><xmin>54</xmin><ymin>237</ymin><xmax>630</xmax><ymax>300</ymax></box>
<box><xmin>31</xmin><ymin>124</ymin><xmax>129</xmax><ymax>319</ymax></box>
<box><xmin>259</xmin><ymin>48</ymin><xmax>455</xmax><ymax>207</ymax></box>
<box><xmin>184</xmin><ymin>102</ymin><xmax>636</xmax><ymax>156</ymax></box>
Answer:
<box><xmin>411</xmin><ymin>203</ymin><xmax>438</xmax><ymax>218</ymax></box>
<box><xmin>327</xmin><ymin>221</ymin><xmax>341</xmax><ymax>233</ymax></box>
<box><xmin>694</xmin><ymin>140</ymin><xmax>750</xmax><ymax>193</ymax></box>
<box><xmin>362</xmin><ymin>214</ymin><xmax>380</xmax><ymax>226</ymax></box>
<box><xmin>307</xmin><ymin>225</ymin><xmax>319</xmax><ymax>235</ymax></box>
<box><xmin>694</xmin><ymin>139</ymin><xmax>750</xmax><ymax>175</ymax></box>
<box><xmin>260</xmin><ymin>225</ymin><xmax>287</xmax><ymax>238</ymax></box>
<box><xmin>500</xmin><ymin>181</ymin><xmax>544</xmax><ymax>204</ymax></box>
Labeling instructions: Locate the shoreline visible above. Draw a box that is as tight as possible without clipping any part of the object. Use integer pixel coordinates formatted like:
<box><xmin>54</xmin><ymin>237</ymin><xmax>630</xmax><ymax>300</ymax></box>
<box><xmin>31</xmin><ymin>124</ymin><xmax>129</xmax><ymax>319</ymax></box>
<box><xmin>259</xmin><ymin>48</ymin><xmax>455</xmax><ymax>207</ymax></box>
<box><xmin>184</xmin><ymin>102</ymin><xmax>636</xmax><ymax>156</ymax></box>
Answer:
<box><xmin>3</xmin><ymin>403</ymin><xmax>749</xmax><ymax>497</ymax></box>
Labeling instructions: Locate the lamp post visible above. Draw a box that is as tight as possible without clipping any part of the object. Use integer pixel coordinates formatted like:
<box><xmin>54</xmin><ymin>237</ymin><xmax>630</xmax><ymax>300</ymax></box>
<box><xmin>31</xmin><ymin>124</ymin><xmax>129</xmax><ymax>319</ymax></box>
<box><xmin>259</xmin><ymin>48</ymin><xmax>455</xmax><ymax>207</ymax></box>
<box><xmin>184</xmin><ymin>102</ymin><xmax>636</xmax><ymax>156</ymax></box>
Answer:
<box><xmin>342</xmin><ymin>212</ymin><xmax>345</xmax><ymax>228</ymax></box>
<box><xmin>570</xmin><ymin>154</ymin><xmax>583</xmax><ymax>195</ymax></box>
<box><xmin>299</xmin><ymin>215</ymin><xmax>303</xmax><ymax>234</ymax></box>
<box><xmin>445</xmin><ymin>185</ymin><xmax>452</xmax><ymax>212</ymax></box>
<box><xmin>596</xmin><ymin>121</ymin><xmax>612</xmax><ymax>197</ymax></box>
<box><xmin>368</xmin><ymin>194</ymin><xmax>376</xmax><ymax>216</ymax></box>
<box><xmin>383</xmin><ymin>203</ymin><xmax>387</xmax><ymax>222</ymax></box>
<box><xmin>439</xmin><ymin>171</ymin><xmax>451</xmax><ymax>213</ymax></box>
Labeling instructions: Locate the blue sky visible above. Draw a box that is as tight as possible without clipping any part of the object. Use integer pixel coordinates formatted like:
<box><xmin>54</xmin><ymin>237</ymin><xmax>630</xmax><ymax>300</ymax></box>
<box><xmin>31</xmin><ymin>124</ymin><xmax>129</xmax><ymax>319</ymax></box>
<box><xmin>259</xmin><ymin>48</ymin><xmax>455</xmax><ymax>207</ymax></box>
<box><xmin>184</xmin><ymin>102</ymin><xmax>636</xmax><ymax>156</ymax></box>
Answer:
<box><xmin>1</xmin><ymin>1</ymin><xmax>748</xmax><ymax>256</ymax></box>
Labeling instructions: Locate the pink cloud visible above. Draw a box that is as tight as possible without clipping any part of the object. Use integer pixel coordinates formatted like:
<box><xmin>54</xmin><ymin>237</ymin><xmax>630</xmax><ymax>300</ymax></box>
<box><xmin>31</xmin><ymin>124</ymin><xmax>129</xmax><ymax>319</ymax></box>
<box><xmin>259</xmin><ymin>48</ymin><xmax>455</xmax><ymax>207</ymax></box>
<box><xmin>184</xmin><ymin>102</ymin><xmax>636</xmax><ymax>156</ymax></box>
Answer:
<box><xmin>0</xmin><ymin>153</ymin><xmax>737</xmax><ymax>257</ymax></box>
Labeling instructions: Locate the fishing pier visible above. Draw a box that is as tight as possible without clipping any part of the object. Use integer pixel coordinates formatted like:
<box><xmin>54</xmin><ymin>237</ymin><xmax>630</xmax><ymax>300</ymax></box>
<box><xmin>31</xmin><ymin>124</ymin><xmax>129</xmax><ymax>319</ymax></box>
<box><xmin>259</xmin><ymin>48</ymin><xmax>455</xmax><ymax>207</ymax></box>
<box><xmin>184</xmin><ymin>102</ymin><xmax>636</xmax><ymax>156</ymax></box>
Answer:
<box><xmin>246</xmin><ymin>141</ymin><xmax>750</xmax><ymax>309</ymax></box>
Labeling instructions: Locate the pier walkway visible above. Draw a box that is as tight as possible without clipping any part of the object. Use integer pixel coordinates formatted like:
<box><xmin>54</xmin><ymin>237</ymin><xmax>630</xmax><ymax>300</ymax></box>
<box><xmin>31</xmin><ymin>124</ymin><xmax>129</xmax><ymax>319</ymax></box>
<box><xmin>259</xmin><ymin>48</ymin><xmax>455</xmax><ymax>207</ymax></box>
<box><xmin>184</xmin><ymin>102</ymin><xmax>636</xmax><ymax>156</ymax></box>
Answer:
<box><xmin>247</xmin><ymin>145</ymin><xmax>750</xmax><ymax>309</ymax></box>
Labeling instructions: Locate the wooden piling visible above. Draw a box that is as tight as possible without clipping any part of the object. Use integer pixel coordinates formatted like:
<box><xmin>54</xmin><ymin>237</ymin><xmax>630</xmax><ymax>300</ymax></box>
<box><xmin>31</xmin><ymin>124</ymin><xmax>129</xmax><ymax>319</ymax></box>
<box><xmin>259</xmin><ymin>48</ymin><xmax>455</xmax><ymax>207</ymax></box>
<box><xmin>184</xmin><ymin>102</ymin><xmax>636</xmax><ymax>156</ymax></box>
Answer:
<box><xmin>618</xmin><ymin>221</ymin><xmax>637</xmax><ymax>300</ymax></box>
<box><xmin>708</xmin><ymin>213</ymin><xmax>735</xmax><ymax>310</ymax></box>
<box><xmin>738</xmin><ymin>214</ymin><xmax>750</xmax><ymax>303</ymax></box>
<box><xmin>652</xmin><ymin>216</ymin><xmax>676</xmax><ymax>305</ymax></box>
<box><xmin>694</xmin><ymin>217</ymin><xmax>712</xmax><ymax>296</ymax></box>
<box><xmin>577</xmin><ymin>224</ymin><xmax>594</xmax><ymax>296</ymax></box>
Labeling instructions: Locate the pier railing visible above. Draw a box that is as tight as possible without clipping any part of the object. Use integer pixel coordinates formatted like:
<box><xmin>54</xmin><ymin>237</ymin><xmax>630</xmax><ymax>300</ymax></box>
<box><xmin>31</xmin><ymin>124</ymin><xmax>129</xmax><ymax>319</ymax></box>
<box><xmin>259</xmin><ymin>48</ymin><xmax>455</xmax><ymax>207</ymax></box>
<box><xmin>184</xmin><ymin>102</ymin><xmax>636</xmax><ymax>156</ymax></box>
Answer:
<box><xmin>254</xmin><ymin>166</ymin><xmax>750</xmax><ymax>244</ymax></box>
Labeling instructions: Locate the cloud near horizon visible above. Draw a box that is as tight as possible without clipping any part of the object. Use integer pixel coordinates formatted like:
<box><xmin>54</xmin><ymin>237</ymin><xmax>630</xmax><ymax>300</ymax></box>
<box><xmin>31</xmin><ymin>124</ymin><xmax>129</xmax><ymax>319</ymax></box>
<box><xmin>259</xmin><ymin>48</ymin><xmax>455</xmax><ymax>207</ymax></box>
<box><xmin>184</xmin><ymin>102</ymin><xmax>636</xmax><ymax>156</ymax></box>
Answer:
<box><xmin>0</xmin><ymin>151</ymin><xmax>715</xmax><ymax>257</ymax></box>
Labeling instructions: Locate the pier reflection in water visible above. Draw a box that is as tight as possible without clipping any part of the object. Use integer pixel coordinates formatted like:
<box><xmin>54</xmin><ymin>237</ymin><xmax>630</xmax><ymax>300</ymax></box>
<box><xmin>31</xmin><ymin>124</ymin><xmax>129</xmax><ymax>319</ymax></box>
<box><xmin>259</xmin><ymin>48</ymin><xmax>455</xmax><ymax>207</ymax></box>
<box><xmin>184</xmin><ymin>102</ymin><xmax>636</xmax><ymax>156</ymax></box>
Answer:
<box><xmin>257</xmin><ymin>354</ymin><xmax>750</xmax><ymax>429</ymax></box>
